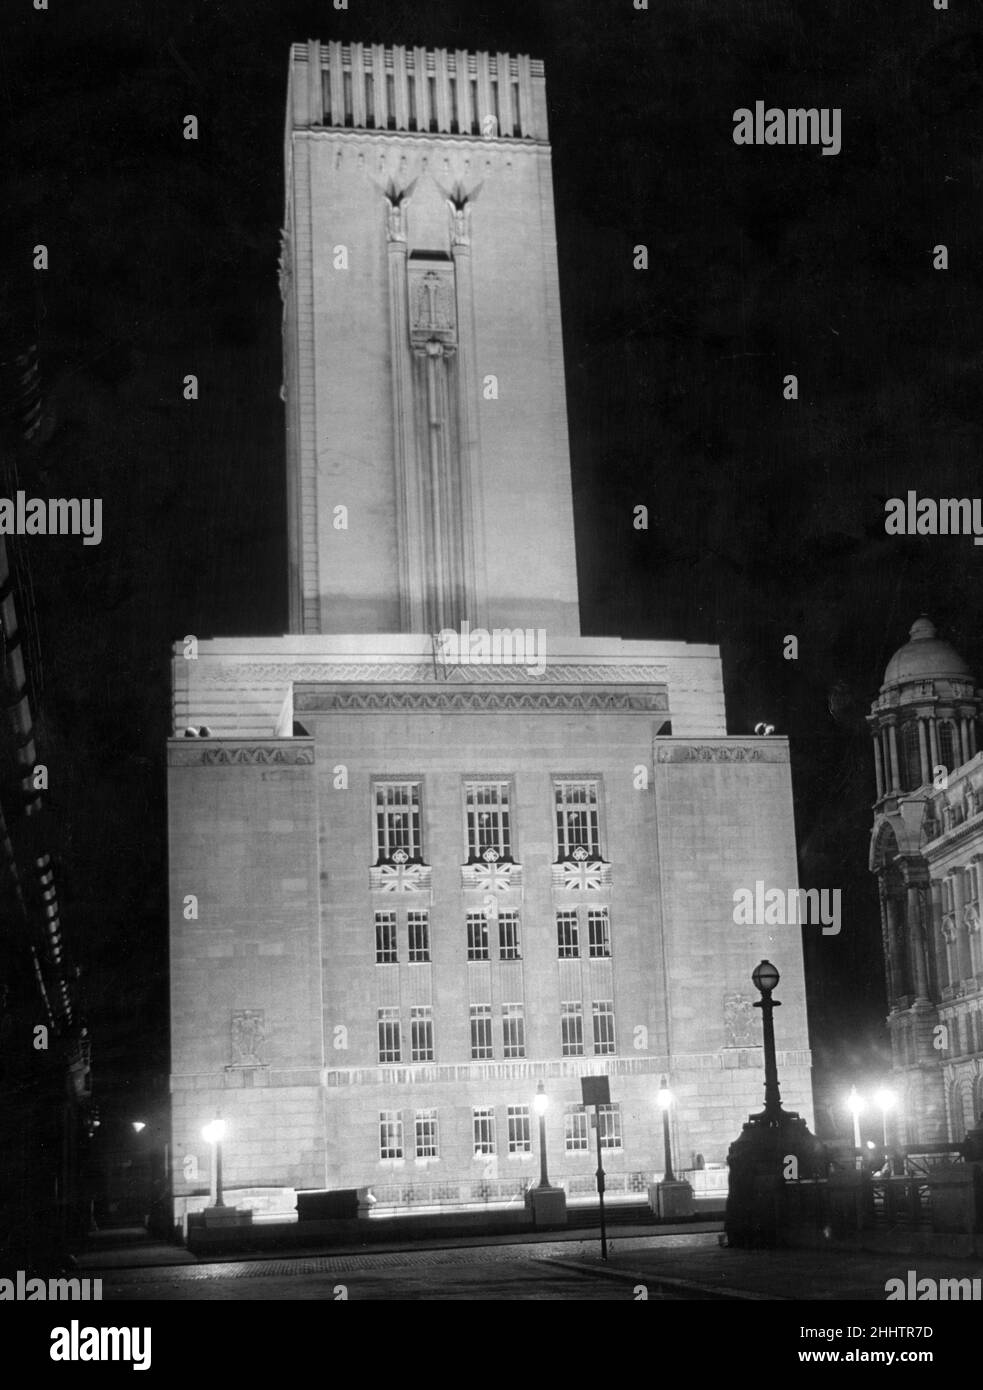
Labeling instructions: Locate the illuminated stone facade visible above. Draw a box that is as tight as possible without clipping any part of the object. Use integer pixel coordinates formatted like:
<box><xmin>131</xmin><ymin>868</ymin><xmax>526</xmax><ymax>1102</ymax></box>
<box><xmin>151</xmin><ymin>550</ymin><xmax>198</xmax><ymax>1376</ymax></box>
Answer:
<box><xmin>168</xmin><ymin>41</ymin><xmax>813</xmax><ymax>1225</ymax></box>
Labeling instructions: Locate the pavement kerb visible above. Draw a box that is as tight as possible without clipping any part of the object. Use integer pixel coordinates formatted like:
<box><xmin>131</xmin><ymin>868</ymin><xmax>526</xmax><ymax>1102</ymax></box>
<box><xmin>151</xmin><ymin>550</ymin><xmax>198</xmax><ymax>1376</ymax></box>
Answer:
<box><xmin>544</xmin><ymin>1256</ymin><xmax>782</xmax><ymax>1301</ymax></box>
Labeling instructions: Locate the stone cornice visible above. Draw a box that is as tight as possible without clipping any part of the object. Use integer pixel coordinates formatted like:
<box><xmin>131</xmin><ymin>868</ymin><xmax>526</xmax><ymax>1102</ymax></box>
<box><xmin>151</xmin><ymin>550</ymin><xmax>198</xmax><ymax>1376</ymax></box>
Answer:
<box><xmin>295</xmin><ymin>687</ymin><xmax>668</xmax><ymax>714</ymax></box>
<box><xmin>654</xmin><ymin>739</ymin><xmax>788</xmax><ymax>764</ymax></box>
<box><xmin>205</xmin><ymin>661</ymin><xmax>672</xmax><ymax>686</ymax></box>
<box><xmin>168</xmin><ymin>740</ymin><xmax>315</xmax><ymax>767</ymax></box>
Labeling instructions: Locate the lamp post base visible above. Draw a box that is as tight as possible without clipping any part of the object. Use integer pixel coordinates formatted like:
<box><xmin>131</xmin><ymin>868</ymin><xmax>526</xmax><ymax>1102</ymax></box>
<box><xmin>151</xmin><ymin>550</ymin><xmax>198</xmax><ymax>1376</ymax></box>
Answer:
<box><xmin>525</xmin><ymin>1185</ymin><xmax>567</xmax><ymax>1228</ymax></box>
<box><xmin>202</xmin><ymin>1206</ymin><xmax>252</xmax><ymax>1229</ymax></box>
<box><xmin>648</xmin><ymin>1179</ymin><xmax>694</xmax><ymax>1219</ymax></box>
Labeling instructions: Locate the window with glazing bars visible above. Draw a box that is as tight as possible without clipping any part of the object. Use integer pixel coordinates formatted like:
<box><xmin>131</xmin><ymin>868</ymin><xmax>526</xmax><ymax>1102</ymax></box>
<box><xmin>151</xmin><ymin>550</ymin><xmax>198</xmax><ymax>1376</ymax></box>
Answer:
<box><xmin>407</xmin><ymin>911</ymin><xmax>430</xmax><ymax>963</ymax></box>
<box><xmin>375</xmin><ymin>781</ymin><xmax>422</xmax><ymax>861</ymax></box>
<box><xmin>375</xmin><ymin>911</ymin><xmax>398</xmax><ymax>964</ymax></box>
<box><xmin>414</xmin><ymin>1108</ymin><xmax>438</xmax><ymax>1159</ymax></box>
<box><xmin>592</xmin><ymin>1000</ymin><xmax>616</xmax><ymax>1056</ymax></box>
<box><xmin>554</xmin><ymin>780</ymin><xmax>600</xmax><ymax>858</ymax></box>
<box><xmin>598</xmin><ymin>1102</ymin><xmax>623</xmax><ymax>1150</ymax></box>
<box><xmin>465</xmin><ymin>781</ymin><xmax>511</xmax><ymax>860</ymax></box>
<box><xmin>379</xmin><ymin>1110</ymin><xmax>403</xmax><ymax>1159</ymax></box>
<box><xmin>377</xmin><ymin>1007</ymin><xmax>401</xmax><ymax>1063</ymax></box>
<box><xmin>498</xmin><ymin>911</ymin><xmax>521</xmax><ymax>961</ymax></box>
<box><xmin>410</xmin><ymin>1005</ymin><xmax>434</xmax><ymax>1063</ymax></box>
<box><xmin>587</xmin><ymin>908</ymin><xmax>611</xmax><ymax>959</ymax></box>
<box><xmin>556</xmin><ymin>910</ymin><xmax>579</xmax><ymax>959</ymax></box>
<box><xmin>561</xmin><ymin>1001</ymin><xmax>584</xmax><ymax>1056</ymax></box>
<box><xmin>470</xmin><ymin>1004</ymin><xmax>493</xmax><ymax>1060</ymax></box>
<box><xmin>467</xmin><ymin>912</ymin><xmax>489</xmax><ymax>961</ymax></box>
<box><xmin>473</xmin><ymin>1106</ymin><xmax>496</xmax><ymax>1156</ymax></box>
<box><xmin>564</xmin><ymin>1104</ymin><xmax>589</xmax><ymax>1152</ymax></box>
<box><xmin>502</xmin><ymin>1003</ymin><xmax>525</xmax><ymax>1059</ymax></box>
<box><xmin>507</xmin><ymin>1105</ymin><xmax>531</xmax><ymax>1154</ymax></box>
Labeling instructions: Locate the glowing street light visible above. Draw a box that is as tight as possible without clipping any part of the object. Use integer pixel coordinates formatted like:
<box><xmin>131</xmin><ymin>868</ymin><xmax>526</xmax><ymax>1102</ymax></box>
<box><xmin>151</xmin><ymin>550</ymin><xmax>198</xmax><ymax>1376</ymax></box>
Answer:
<box><xmin>656</xmin><ymin>1078</ymin><xmax>676</xmax><ymax>1182</ymax></box>
<box><xmin>874</xmin><ymin>1087</ymin><xmax>897</xmax><ymax>1147</ymax></box>
<box><xmin>533</xmin><ymin>1081</ymin><xmax>551</xmax><ymax>1189</ymax></box>
<box><xmin>202</xmin><ymin>1118</ymin><xmax>228</xmax><ymax>1207</ymax></box>
<box><xmin>846</xmin><ymin>1088</ymin><xmax>865</xmax><ymax>1169</ymax></box>
<box><xmin>131</xmin><ymin>1121</ymin><xmax>146</xmax><ymax>1134</ymax></box>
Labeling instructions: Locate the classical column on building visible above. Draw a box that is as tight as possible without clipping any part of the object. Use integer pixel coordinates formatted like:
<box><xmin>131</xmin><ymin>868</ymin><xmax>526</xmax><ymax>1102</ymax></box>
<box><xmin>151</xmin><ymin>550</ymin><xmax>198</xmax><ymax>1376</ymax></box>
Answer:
<box><xmin>928</xmin><ymin>717</ymin><xmax>940</xmax><ymax>775</ymax></box>
<box><xmin>917</xmin><ymin>717</ymin><xmax>931</xmax><ymax>788</ymax></box>
<box><xmin>887</xmin><ymin>719</ymin><xmax>901</xmax><ymax>792</ymax></box>
<box><xmin>900</xmin><ymin>860</ymin><xmax>932</xmax><ymax>1004</ymax></box>
<box><xmin>873</xmin><ymin>734</ymin><xmax>885</xmax><ymax>800</ymax></box>
<box><xmin>952</xmin><ymin>865</ymin><xmax>974</xmax><ymax>985</ymax></box>
<box><xmin>960</xmin><ymin>717</ymin><xmax>972</xmax><ymax>766</ymax></box>
<box><xmin>883</xmin><ymin>880</ymin><xmax>907</xmax><ymax>1000</ymax></box>
<box><xmin>929</xmin><ymin>878</ymin><xmax>948</xmax><ymax>993</ymax></box>
<box><xmin>878</xmin><ymin>879</ymin><xmax>897</xmax><ymax>1001</ymax></box>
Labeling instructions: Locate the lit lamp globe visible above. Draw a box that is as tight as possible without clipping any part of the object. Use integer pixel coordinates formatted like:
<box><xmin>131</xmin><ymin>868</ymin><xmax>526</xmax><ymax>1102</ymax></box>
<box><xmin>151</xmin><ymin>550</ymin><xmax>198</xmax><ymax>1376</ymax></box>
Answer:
<box><xmin>656</xmin><ymin>1080</ymin><xmax>673</xmax><ymax>1111</ymax></box>
<box><xmin>131</xmin><ymin>1121</ymin><xmax>146</xmax><ymax>1134</ymax></box>
<box><xmin>751</xmin><ymin>960</ymin><xmax>780</xmax><ymax>995</ymax></box>
<box><xmin>202</xmin><ymin>1119</ymin><xmax>227</xmax><ymax>1145</ymax></box>
<box><xmin>533</xmin><ymin>1083</ymin><xmax>549</xmax><ymax>1118</ymax></box>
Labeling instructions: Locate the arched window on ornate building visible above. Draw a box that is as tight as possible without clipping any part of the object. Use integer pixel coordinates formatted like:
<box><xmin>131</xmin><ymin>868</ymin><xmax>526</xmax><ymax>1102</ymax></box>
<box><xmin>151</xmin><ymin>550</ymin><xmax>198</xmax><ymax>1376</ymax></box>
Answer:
<box><xmin>900</xmin><ymin>721</ymin><xmax>921</xmax><ymax>791</ymax></box>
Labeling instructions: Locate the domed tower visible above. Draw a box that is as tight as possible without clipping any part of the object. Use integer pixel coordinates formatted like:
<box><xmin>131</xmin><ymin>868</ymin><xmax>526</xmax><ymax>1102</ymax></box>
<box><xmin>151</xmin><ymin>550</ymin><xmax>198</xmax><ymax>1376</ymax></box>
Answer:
<box><xmin>868</xmin><ymin>618</ymin><xmax>983</xmax><ymax>1144</ymax></box>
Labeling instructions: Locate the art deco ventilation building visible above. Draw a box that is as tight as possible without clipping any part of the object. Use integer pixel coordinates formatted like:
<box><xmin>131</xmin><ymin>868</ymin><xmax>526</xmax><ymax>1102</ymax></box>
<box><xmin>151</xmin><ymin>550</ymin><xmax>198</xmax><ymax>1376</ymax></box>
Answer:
<box><xmin>869</xmin><ymin>617</ymin><xmax>983</xmax><ymax>1145</ymax></box>
<box><xmin>168</xmin><ymin>41</ymin><xmax>814</xmax><ymax>1225</ymax></box>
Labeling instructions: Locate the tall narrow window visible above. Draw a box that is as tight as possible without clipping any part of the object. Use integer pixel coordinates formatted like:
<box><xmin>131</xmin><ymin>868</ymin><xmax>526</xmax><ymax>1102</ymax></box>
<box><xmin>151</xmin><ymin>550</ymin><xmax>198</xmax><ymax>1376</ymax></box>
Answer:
<box><xmin>375</xmin><ymin>910</ymin><xmax>398</xmax><ymax>965</ymax></box>
<box><xmin>379</xmin><ymin>1110</ymin><xmax>403</xmax><ymax>1160</ymax></box>
<box><xmin>407</xmin><ymin>73</ymin><xmax>417</xmax><ymax>130</ymax></box>
<box><xmin>901</xmin><ymin>721</ymin><xmax>921</xmax><ymax>791</ymax></box>
<box><xmin>598</xmin><ymin>1103</ymin><xmax>623</xmax><ymax>1151</ymax></box>
<box><xmin>554</xmin><ymin>780</ymin><xmax>600</xmax><ymax>859</ymax></box>
<box><xmin>470</xmin><ymin>1004</ymin><xmax>493</xmax><ymax>1060</ymax></box>
<box><xmin>498</xmin><ymin>911</ymin><xmax>521</xmax><ymax>961</ymax></box>
<box><xmin>428</xmin><ymin>75</ymin><xmax>438</xmax><ymax>131</ymax></box>
<box><xmin>587</xmin><ymin>908</ymin><xmax>611</xmax><ymax>959</ymax></box>
<box><xmin>473</xmin><ymin>1106</ymin><xmax>496</xmax><ymax>1156</ymax></box>
<box><xmin>375</xmin><ymin>781</ymin><xmax>422</xmax><ymax>861</ymax></box>
<box><xmin>939</xmin><ymin>721</ymin><xmax>957</xmax><ymax>775</ymax></box>
<box><xmin>564</xmin><ymin>1104</ymin><xmax>589</xmax><ymax>1152</ymax></box>
<box><xmin>386</xmin><ymin>73</ymin><xmax>396</xmax><ymax>129</ymax></box>
<box><xmin>365</xmin><ymin>72</ymin><xmax>375</xmax><ymax>128</ymax></box>
<box><xmin>561</xmin><ymin>1000</ymin><xmax>584</xmax><ymax>1057</ymax></box>
<box><xmin>592</xmin><ymin>1000</ymin><xmax>616</xmax><ymax>1056</ymax></box>
<box><xmin>502</xmin><ymin>1003</ymin><xmax>525</xmax><ymax>1059</ymax></box>
<box><xmin>449</xmin><ymin>74</ymin><xmax>459</xmax><ymax>133</ymax></box>
<box><xmin>470</xmin><ymin>77</ymin><xmax>479</xmax><ymax>133</ymax></box>
<box><xmin>556</xmin><ymin>910</ymin><xmax>579</xmax><ymax>959</ymax></box>
<box><xmin>407</xmin><ymin>911</ymin><xmax>430</xmax><ymax>963</ymax></box>
<box><xmin>378</xmin><ymin>1007</ymin><xmax>401</xmax><ymax>1064</ymax></box>
<box><xmin>511</xmin><ymin>77</ymin><xmax>521</xmax><ymax>135</ymax></box>
<box><xmin>410</xmin><ymin>1005</ymin><xmax>434</xmax><ymax>1063</ymax></box>
<box><xmin>467</xmin><ymin>912</ymin><xmax>489</xmax><ymax>961</ymax></box>
<box><xmin>343</xmin><ymin>69</ymin><xmax>353</xmax><ymax>126</ymax></box>
<box><xmin>414</xmin><ymin>1108</ymin><xmax>438</xmax><ymax>1159</ymax></box>
<box><xmin>507</xmin><ymin>1105</ymin><xmax>531</xmax><ymax>1154</ymax></box>
<box><xmin>465</xmin><ymin>781</ymin><xmax>511</xmax><ymax>860</ymax></box>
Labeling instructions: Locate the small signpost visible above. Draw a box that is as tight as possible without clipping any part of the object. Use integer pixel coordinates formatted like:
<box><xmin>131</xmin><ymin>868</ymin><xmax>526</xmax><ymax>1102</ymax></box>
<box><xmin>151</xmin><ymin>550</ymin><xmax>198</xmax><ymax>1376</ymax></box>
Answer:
<box><xmin>581</xmin><ymin>1075</ymin><xmax>610</xmax><ymax>1261</ymax></box>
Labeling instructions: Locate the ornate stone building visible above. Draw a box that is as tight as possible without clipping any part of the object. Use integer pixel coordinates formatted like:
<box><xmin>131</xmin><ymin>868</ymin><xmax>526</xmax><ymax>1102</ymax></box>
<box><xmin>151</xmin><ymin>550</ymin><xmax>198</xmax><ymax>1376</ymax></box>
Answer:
<box><xmin>869</xmin><ymin>617</ymin><xmax>983</xmax><ymax>1144</ymax></box>
<box><xmin>167</xmin><ymin>41</ymin><xmax>813</xmax><ymax>1226</ymax></box>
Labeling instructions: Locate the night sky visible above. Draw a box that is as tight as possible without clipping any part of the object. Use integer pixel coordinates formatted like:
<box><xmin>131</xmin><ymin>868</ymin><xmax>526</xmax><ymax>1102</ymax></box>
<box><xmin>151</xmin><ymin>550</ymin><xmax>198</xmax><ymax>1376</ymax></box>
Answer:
<box><xmin>3</xmin><ymin>0</ymin><xmax>982</xmax><ymax>1142</ymax></box>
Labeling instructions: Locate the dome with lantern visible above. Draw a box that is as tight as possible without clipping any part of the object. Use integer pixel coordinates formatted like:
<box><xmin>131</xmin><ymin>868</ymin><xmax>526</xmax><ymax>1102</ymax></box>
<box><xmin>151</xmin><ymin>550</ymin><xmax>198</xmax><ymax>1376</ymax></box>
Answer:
<box><xmin>869</xmin><ymin>617</ymin><xmax>981</xmax><ymax>799</ymax></box>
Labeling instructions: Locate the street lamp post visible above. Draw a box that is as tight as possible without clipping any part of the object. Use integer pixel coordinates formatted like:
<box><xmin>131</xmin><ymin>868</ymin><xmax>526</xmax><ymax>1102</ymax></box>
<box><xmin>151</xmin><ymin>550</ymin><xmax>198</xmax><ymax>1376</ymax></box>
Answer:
<box><xmin>202</xmin><ymin>1119</ymin><xmax>227</xmax><ymax>1208</ymax></box>
<box><xmin>657</xmin><ymin>1078</ymin><xmax>676</xmax><ymax>1182</ymax></box>
<box><xmin>524</xmin><ymin>1082</ymin><xmax>567</xmax><ymax>1229</ymax></box>
<box><xmin>874</xmin><ymin>1087</ymin><xmax>896</xmax><ymax>1148</ymax></box>
<box><xmin>533</xmin><ymin>1081</ymin><xmax>550</xmax><ymax>1189</ymax></box>
<box><xmin>648</xmin><ymin>1077</ymin><xmax>693</xmax><ymax>1219</ymax></box>
<box><xmin>846</xmin><ymin>1088</ymin><xmax>865</xmax><ymax>1170</ymax></box>
<box><xmin>751</xmin><ymin>959</ymin><xmax>782</xmax><ymax>1119</ymax></box>
<box><xmin>724</xmin><ymin>960</ymin><xmax>827</xmax><ymax>1248</ymax></box>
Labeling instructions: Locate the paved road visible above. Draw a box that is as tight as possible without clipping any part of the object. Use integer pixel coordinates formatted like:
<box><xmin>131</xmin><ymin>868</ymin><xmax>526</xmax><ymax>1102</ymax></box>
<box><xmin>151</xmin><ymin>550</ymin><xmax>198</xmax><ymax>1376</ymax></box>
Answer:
<box><xmin>101</xmin><ymin>1238</ymin><xmax>713</xmax><ymax>1301</ymax></box>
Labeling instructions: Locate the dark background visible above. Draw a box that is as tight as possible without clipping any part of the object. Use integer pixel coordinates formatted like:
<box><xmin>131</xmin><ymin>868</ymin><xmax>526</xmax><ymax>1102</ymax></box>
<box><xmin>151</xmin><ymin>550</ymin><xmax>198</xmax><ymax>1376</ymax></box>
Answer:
<box><xmin>2</xmin><ymin>0</ymin><xmax>981</xmax><ymax>1148</ymax></box>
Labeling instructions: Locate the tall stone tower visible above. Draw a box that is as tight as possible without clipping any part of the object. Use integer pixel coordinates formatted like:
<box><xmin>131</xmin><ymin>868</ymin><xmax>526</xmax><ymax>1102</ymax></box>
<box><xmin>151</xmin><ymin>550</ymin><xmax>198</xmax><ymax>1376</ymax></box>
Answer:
<box><xmin>869</xmin><ymin>617</ymin><xmax>983</xmax><ymax>1144</ymax></box>
<box><xmin>167</xmin><ymin>40</ymin><xmax>813</xmax><ymax>1229</ymax></box>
